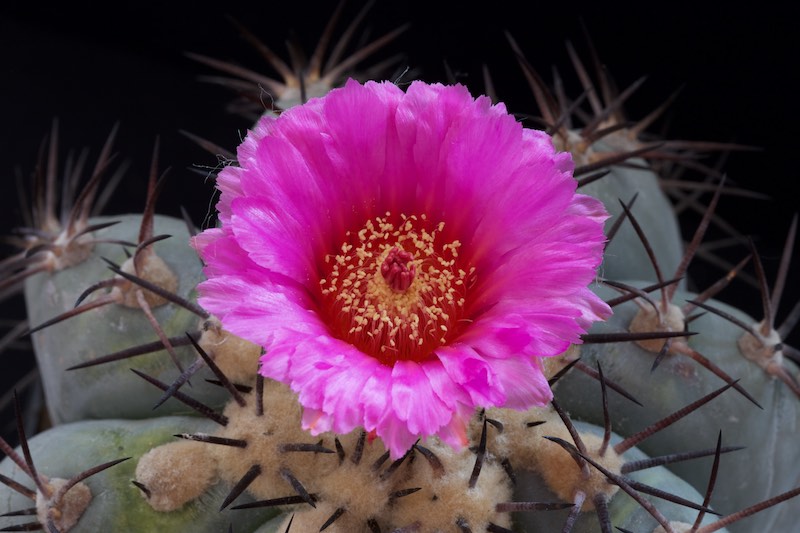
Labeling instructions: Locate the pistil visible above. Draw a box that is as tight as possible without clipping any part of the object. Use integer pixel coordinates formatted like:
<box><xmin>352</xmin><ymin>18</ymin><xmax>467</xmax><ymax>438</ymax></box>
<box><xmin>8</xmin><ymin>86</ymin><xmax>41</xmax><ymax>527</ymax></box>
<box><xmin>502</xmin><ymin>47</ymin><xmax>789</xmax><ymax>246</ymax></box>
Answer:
<box><xmin>380</xmin><ymin>247</ymin><xmax>416</xmax><ymax>293</ymax></box>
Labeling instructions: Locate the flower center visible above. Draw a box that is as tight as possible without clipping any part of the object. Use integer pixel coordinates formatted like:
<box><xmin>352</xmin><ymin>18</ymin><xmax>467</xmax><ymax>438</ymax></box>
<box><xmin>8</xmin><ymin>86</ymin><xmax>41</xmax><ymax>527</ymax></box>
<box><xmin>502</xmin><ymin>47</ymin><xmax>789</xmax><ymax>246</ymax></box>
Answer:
<box><xmin>381</xmin><ymin>247</ymin><xmax>416</xmax><ymax>292</ymax></box>
<box><xmin>319</xmin><ymin>213</ymin><xmax>475</xmax><ymax>365</ymax></box>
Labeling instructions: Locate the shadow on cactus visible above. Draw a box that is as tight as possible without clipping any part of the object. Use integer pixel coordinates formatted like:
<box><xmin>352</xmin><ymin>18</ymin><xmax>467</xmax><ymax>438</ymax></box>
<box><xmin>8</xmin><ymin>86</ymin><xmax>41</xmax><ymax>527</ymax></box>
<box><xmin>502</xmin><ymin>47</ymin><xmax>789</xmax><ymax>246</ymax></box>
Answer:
<box><xmin>2</xmin><ymin>5</ymin><xmax>800</xmax><ymax>533</ymax></box>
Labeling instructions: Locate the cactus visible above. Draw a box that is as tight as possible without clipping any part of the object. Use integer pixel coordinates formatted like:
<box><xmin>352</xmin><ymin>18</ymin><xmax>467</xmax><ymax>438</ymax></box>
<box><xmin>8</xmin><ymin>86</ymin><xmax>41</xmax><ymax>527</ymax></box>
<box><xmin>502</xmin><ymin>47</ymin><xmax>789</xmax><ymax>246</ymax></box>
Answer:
<box><xmin>2</xmin><ymin>4</ymin><xmax>799</xmax><ymax>533</ymax></box>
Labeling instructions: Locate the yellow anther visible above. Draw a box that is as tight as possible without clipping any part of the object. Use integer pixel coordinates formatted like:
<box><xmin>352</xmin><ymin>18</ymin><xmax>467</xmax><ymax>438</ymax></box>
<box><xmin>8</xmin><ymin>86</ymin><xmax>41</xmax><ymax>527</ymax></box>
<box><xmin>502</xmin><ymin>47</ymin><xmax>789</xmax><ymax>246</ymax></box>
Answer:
<box><xmin>319</xmin><ymin>213</ymin><xmax>473</xmax><ymax>365</ymax></box>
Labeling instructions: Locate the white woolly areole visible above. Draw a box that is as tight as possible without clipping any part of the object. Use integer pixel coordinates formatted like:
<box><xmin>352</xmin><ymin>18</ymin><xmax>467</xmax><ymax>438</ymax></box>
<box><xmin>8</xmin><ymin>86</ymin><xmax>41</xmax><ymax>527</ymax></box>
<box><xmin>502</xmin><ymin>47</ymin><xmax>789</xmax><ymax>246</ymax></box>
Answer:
<box><xmin>135</xmin><ymin>440</ymin><xmax>217</xmax><ymax>511</ymax></box>
<box><xmin>738</xmin><ymin>319</ymin><xmax>785</xmax><ymax>372</ymax></box>
<box><xmin>630</xmin><ymin>301</ymin><xmax>687</xmax><ymax>353</ymax></box>
<box><xmin>35</xmin><ymin>478</ymin><xmax>92</xmax><ymax>532</ymax></box>
<box><xmin>197</xmin><ymin>316</ymin><xmax>263</xmax><ymax>384</ymax></box>
<box><xmin>118</xmin><ymin>253</ymin><xmax>178</xmax><ymax>308</ymax></box>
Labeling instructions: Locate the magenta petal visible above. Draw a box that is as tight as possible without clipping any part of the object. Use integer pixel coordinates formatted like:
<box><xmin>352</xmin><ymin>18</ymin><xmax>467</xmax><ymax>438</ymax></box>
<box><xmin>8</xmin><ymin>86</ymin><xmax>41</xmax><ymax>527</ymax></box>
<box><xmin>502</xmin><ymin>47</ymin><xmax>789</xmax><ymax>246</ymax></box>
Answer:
<box><xmin>420</xmin><ymin>359</ymin><xmax>473</xmax><ymax>411</ymax></box>
<box><xmin>432</xmin><ymin>405</ymin><xmax>472</xmax><ymax>451</ymax></box>
<box><xmin>318</xmin><ymin>355</ymin><xmax>381</xmax><ymax>433</ymax></box>
<box><xmin>374</xmin><ymin>411</ymin><xmax>421</xmax><ymax>460</ymax></box>
<box><xmin>359</xmin><ymin>371</ymin><xmax>392</xmax><ymax>432</ymax></box>
<box><xmin>230</xmin><ymin>197</ymin><xmax>319</xmax><ymax>285</ymax></box>
<box><xmin>485</xmin><ymin>356</ymin><xmax>552</xmax><ymax>410</ymax></box>
<box><xmin>301</xmin><ymin>406</ymin><xmax>334</xmax><ymax>435</ymax></box>
<box><xmin>390</xmin><ymin>361</ymin><xmax>452</xmax><ymax>435</ymax></box>
<box><xmin>434</xmin><ymin>345</ymin><xmax>506</xmax><ymax>407</ymax></box>
<box><xmin>195</xmin><ymin>79</ymin><xmax>611</xmax><ymax>459</ymax></box>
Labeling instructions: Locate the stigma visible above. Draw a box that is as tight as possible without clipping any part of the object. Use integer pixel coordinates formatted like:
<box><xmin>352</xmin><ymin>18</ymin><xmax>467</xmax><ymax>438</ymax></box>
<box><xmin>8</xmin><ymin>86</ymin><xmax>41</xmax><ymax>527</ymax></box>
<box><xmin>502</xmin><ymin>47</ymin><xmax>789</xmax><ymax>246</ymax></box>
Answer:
<box><xmin>381</xmin><ymin>247</ymin><xmax>416</xmax><ymax>293</ymax></box>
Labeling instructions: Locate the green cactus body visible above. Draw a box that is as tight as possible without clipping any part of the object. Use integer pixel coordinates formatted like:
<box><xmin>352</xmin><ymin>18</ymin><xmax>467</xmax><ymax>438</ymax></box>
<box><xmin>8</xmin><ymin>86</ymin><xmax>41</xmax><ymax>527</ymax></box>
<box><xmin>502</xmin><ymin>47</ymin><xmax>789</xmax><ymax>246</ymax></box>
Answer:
<box><xmin>131</xmin><ymin>392</ymin><xmax>725</xmax><ymax>532</ymax></box>
<box><xmin>23</xmin><ymin>214</ymin><xmax>230</xmax><ymax>423</ymax></box>
<box><xmin>554</xmin><ymin>282</ymin><xmax>799</xmax><ymax>532</ymax></box>
<box><xmin>0</xmin><ymin>416</ymin><xmax>277</xmax><ymax>532</ymax></box>
<box><xmin>579</xmin><ymin>157</ymin><xmax>684</xmax><ymax>286</ymax></box>
<box><xmin>0</xmin><ymin>395</ymin><xmax>738</xmax><ymax>533</ymax></box>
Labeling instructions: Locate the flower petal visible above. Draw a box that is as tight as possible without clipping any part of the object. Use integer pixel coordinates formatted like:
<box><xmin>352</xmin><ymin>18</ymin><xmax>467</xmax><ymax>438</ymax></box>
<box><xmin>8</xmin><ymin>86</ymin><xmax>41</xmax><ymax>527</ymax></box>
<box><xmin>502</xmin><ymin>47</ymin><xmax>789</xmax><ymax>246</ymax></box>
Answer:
<box><xmin>195</xmin><ymin>79</ymin><xmax>611</xmax><ymax>459</ymax></box>
<box><xmin>390</xmin><ymin>361</ymin><xmax>453</xmax><ymax>436</ymax></box>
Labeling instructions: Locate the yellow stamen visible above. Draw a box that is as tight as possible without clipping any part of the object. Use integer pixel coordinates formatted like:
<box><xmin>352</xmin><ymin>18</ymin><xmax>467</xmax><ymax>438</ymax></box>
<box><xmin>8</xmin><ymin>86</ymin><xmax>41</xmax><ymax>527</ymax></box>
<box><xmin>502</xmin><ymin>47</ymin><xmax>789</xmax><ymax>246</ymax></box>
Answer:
<box><xmin>319</xmin><ymin>213</ymin><xmax>475</xmax><ymax>364</ymax></box>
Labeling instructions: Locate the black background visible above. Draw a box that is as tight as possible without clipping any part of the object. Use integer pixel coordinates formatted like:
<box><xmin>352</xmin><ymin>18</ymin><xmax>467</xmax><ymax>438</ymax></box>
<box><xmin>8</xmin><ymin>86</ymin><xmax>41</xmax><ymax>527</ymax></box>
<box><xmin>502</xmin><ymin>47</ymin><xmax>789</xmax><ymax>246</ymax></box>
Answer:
<box><xmin>1</xmin><ymin>3</ymin><xmax>799</xmax><ymax>404</ymax></box>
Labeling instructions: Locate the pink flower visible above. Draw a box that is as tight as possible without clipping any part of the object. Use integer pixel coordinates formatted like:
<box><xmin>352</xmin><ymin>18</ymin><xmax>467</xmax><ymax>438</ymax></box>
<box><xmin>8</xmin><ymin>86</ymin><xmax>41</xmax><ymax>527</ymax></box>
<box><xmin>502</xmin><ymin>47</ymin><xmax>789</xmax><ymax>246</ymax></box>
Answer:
<box><xmin>194</xmin><ymin>79</ymin><xmax>611</xmax><ymax>458</ymax></box>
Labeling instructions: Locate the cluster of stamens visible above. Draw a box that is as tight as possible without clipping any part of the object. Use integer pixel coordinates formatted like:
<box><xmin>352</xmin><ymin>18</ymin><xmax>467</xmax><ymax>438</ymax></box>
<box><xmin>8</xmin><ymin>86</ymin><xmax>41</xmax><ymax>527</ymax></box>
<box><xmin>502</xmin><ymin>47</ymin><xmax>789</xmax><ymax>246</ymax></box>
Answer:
<box><xmin>319</xmin><ymin>213</ymin><xmax>474</xmax><ymax>364</ymax></box>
